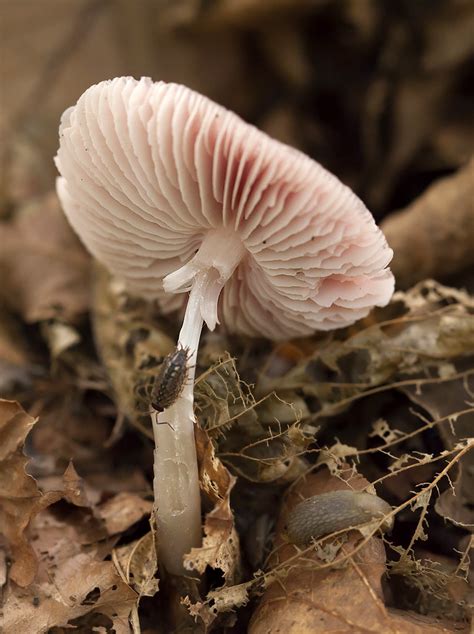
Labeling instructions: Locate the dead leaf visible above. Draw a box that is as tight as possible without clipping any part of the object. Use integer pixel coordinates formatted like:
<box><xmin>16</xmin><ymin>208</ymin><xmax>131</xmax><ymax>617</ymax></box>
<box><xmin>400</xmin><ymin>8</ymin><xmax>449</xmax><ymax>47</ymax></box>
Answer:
<box><xmin>41</xmin><ymin>464</ymin><xmax>152</xmax><ymax>543</ymax></box>
<box><xmin>113</xmin><ymin>531</ymin><xmax>159</xmax><ymax>599</ymax></box>
<box><xmin>0</xmin><ymin>192</ymin><xmax>91</xmax><ymax>323</ymax></box>
<box><xmin>3</xmin><ymin>554</ymin><xmax>136</xmax><ymax>634</ymax></box>
<box><xmin>184</xmin><ymin>489</ymin><xmax>240</xmax><ymax>583</ymax></box>
<box><xmin>0</xmin><ymin>304</ymin><xmax>30</xmax><ymax>368</ymax></box>
<box><xmin>0</xmin><ymin>399</ymin><xmax>60</xmax><ymax>586</ymax></box>
<box><xmin>181</xmin><ymin>426</ymin><xmax>241</xmax><ymax>627</ymax></box>
<box><xmin>98</xmin><ymin>492</ymin><xmax>152</xmax><ymax>536</ymax></box>
<box><xmin>263</xmin><ymin>280</ymin><xmax>474</xmax><ymax>423</ymax></box>
<box><xmin>195</xmin><ymin>425</ymin><xmax>234</xmax><ymax>507</ymax></box>
<box><xmin>1</xmin><ymin>458</ymin><xmax>152</xmax><ymax>632</ymax></box>
<box><xmin>382</xmin><ymin>160</ymin><xmax>474</xmax><ymax>289</ymax></box>
<box><xmin>0</xmin><ymin>403</ymin><xmax>149</xmax><ymax>595</ymax></box>
<box><xmin>249</xmin><ymin>468</ymin><xmax>467</xmax><ymax>633</ymax></box>
<box><xmin>186</xmin><ymin>427</ymin><xmax>240</xmax><ymax>584</ymax></box>
<box><xmin>61</xmin><ymin>461</ymin><xmax>94</xmax><ymax>508</ymax></box>
<box><xmin>92</xmin><ymin>262</ymin><xmax>175</xmax><ymax>431</ymax></box>
<box><xmin>401</xmin><ymin>374</ymin><xmax>474</xmax><ymax>528</ymax></box>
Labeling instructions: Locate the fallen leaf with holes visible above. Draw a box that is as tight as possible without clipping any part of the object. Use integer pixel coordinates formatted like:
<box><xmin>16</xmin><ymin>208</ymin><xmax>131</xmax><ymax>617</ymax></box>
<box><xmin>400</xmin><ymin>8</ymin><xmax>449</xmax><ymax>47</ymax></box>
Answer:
<box><xmin>249</xmin><ymin>468</ymin><xmax>466</xmax><ymax>633</ymax></box>
<box><xmin>195</xmin><ymin>351</ymin><xmax>261</xmax><ymax>440</ymax></box>
<box><xmin>3</xmin><ymin>553</ymin><xmax>136</xmax><ymax>634</ymax></box>
<box><xmin>195</xmin><ymin>352</ymin><xmax>309</xmax><ymax>485</ymax></box>
<box><xmin>263</xmin><ymin>280</ymin><xmax>474</xmax><ymax>421</ymax></box>
<box><xmin>186</xmin><ymin>428</ymin><xmax>240</xmax><ymax>583</ymax></box>
<box><xmin>1</xmin><ymin>455</ymin><xmax>148</xmax><ymax>633</ymax></box>
<box><xmin>0</xmin><ymin>192</ymin><xmax>90</xmax><ymax>323</ymax></box>
<box><xmin>184</xmin><ymin>492</ymin><xmax>239</xmax><ymax>582</ymax></box>
<box><xmin>0</xmin><ymin>401</ymin><xmax>151</xmax><ymax>631</ymax></box>
<box><xmin>401</xmin><ymin>373</ymin><xmax>474</xmax><ymax>529</ymax></box>
<box><xmin>182</xmin><ymin>427</ymin><xmax>241</xmax><ymax>626</ymax></box>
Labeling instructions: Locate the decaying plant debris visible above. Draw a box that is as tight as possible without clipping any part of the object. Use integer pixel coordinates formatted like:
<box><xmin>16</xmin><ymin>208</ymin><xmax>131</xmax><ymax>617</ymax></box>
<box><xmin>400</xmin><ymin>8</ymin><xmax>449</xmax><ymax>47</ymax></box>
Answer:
<box><xmin>1</xmin><ymin>211</ymin><xmax>473</xmax><ymax>631</ymax></box>
<box><xmin>1</xmin><ymin>1</ymin><xmax>474</xmax><ymax>632</ymax></box>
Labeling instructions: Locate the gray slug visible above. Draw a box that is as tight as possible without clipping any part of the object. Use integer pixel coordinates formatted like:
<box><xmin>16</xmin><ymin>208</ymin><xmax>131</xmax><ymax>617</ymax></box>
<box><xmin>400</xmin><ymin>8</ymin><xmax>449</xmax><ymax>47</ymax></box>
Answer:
<box><xmin>287</xmin><ymin>490</ymin><xmax>392</xmax><ymax>545</ymax></box>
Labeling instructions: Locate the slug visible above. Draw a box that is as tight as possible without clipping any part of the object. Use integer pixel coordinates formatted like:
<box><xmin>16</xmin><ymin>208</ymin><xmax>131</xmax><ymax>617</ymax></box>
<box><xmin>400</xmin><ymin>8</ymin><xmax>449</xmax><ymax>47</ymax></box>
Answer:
<box><xmin>286</xmin><ymin>490</ymin><xmax>392</xmax><ymax>545</ymax></box>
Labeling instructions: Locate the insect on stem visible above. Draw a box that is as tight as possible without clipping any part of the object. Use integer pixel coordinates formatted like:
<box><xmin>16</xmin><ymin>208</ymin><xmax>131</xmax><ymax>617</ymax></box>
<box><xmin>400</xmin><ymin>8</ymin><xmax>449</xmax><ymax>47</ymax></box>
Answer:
<box><xmin>149</xmin><ymin>344</ymin><xmax>191</xmax><ymax>413</ymax></box>
<box><xmin>153</xmin><ymin>419</ymin><xmax>175</xmax><ymax>431</ymax></box>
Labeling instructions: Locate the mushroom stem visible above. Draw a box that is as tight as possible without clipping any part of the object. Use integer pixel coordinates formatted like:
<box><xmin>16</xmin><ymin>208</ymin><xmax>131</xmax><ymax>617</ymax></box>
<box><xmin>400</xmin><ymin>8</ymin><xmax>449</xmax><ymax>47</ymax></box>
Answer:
<box><xmin>153</xmin><ymin>231</ymin><xmax>246</xmax><ymax>574</ymax></box>
<box><xmin>164</xmin><ymin>228</ymin><xmax>246</xmax><ymax>330</ymax></box>
<box><xmin>152</xmin><ymin>276</ymin><xmax>205</xmax><ymax>575</ymax></box>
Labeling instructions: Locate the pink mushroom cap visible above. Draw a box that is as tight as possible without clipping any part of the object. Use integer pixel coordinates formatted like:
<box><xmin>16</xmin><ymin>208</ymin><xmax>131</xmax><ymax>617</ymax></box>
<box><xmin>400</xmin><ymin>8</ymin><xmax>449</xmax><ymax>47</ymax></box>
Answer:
<box><xmin>56</xmin><ymin>77</ymin><xmax>394</xmax><ymax>339</ymax></box>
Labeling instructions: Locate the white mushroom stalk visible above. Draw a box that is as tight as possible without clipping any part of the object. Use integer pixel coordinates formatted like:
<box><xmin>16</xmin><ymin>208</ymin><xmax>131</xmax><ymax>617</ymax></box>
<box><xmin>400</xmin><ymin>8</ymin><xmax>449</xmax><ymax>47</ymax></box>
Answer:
<box><xmin>154</xmin><ymin>229</ymin><xmax>244</xmax><ymax>574</ymax></box>
<box><xmin>55</xmin><ymin>77</ymin><xmax>395</xmax><ymax>576</ymax></box>
<box><xmin>164</xmin><ymin>227</ymin><xmax>246</xmax><ymax>330</ymax></box>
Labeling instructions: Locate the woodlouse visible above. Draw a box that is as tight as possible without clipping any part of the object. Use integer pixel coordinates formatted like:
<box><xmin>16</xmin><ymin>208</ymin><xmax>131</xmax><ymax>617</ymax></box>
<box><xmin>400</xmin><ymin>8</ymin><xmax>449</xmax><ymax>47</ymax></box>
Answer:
<box><xmin>150</xmin><ymin>344</ymin><xmax>191</xmax><ymax>412</ymax></box>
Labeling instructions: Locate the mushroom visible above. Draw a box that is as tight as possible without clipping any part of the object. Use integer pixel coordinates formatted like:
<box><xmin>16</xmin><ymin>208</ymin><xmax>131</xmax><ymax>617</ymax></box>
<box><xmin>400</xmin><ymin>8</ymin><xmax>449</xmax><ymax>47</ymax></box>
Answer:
<box><xmin>55</xmin><ymin>77</ymin><xmax>394</xmax><ymax>575</ymax></box>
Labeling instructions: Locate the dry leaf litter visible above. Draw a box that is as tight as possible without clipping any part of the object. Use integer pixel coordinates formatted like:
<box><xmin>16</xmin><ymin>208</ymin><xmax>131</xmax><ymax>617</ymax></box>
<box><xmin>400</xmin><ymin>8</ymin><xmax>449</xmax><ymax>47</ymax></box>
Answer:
<box><xmin>1</xmin><ymin>1</ymin><xmax>474</xmax><ymax>632</ymax></box>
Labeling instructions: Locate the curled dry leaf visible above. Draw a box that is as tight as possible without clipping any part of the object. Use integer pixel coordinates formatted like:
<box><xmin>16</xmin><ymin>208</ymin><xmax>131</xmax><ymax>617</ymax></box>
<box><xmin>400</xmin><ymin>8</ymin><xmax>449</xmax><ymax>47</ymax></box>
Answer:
<box><xmin>382</xmin><ymin>160</ymin><xmax>474</xmax><ymax>289</ymax></box>
<box><xmin>0</xmin><ymin>399</ymin><xmax>60</xmax><ymax>586</ymax></box>
<box><xmin>41</xmin><ymin>462</ymin><xmax>153</xmax><ymax>543</ymax></box>
<box><xmin>181</xmin><ymin>581</ymin><xmax>250</xmax><ymax>631</ymax></box>
<box><xmin>0</xmin><ymin>192</ymin><xmax>90</xmax><ymax>323</ymax></box>
<box><xmin>59</xmin><ymin>461</ymin><xmax>94</xmax><ymax>507</ymax></box>
<box><xmin>249</xmin><ymin>468</ymin><xmax>465</xmax><ymax>633</ymax></box>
